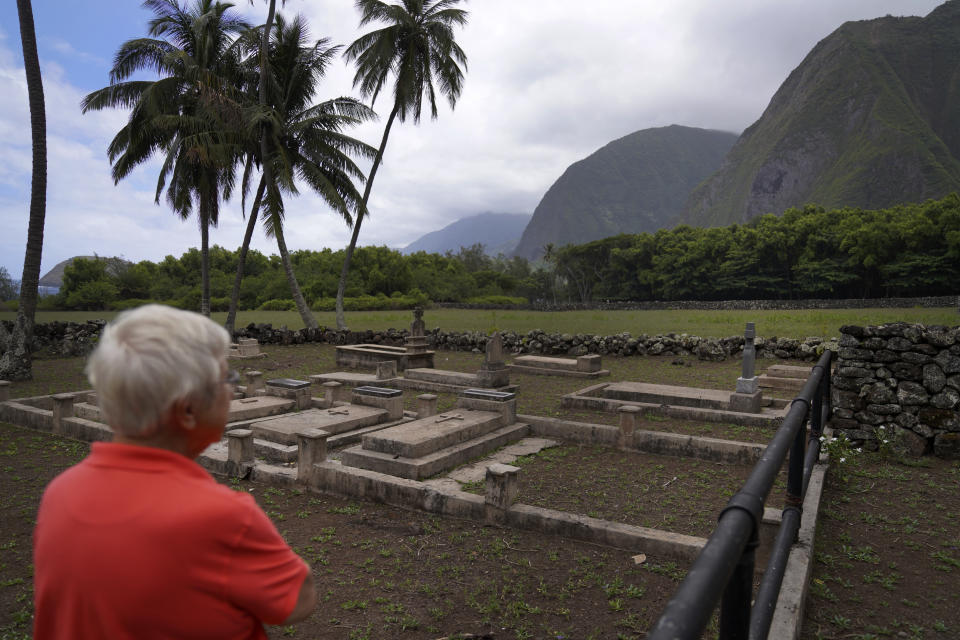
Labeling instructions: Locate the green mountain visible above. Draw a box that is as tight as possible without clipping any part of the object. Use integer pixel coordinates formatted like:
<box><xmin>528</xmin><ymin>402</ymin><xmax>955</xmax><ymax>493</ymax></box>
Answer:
<box><xmin>682</xmin><ymin>1</ymin><xmax>960</xmax><ymax>227</ymax></box>
<box><xmin>512</xmin><ymin>125</ymin><xmax>738</xmax><ymax>260</ymax></box>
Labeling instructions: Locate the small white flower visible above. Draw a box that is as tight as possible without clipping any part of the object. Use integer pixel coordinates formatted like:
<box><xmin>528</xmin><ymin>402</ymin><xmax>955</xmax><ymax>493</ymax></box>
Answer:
<box><xmin>883</xmin><ymin>439</ymin><xmax>889</xmax><ymax>444</ymax></box>
<box><xmin>840</xmin><ymin>457</ymin><xmax>846</xmax><ymax>463</ymax></box>
<box><xmin>856</xmin><ymin>448</ymin><xmax>862</xmax><ymax>453</ymax></box>
<box><xmin>878</xmin><ymin>425</ymin><xmax>885</xmax><ymax>431</ymax></box>
<box><xmin>819</xmin><ymin>436</ymin><xmax>826</xmax><ymax>442</ymax></box>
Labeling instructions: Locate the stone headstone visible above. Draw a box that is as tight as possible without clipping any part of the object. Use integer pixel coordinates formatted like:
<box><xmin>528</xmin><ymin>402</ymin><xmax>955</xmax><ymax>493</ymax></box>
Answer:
<box><xmin>376</xmin><ymin>360</ymin><xmax>398</xmax><ymax>380</ymax></box>
<box><xmin>483</xmin><ymin>332</ymin><xmax>505</xmax><ymax>368</ymax></box>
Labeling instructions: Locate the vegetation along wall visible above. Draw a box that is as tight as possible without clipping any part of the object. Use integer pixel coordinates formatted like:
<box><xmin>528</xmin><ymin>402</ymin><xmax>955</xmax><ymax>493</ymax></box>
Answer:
<box><xmin>831</xmin><ymin>323</ymin><xmax>960</xmax><ymax>458</ymax></box>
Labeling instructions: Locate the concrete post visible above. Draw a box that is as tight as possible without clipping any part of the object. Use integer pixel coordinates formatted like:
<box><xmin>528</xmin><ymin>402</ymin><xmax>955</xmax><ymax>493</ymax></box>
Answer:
<box><xmin>485</xmin><ymin>463</ymin><xmax>520</xmax><ymax>525</ymax></box>
<box><xmin>245</xmin><ymin>370</ymin><xmax>264</xmax><ymax>396</ymax></box>
<box><xmin>577</xmin><ymin>354</ymin><xmax>602</xmax><ymax>372</ymax></box>
<box><xmin>0</xmin><ymin>380</ymin><xmax>10</xmax><ymax>402</ymax></box>
<box><xmin>323</xmin><ymin>381</ymin><xmax>344</xmax><ymax>408</ymax></box>
<box><xmin>226</xmin><ymin>429</ymin><xmax>254</xmax><ymax>476</ymax></box>
<box><xmin>416</xmin><ymin>394</ymin><xmax>438</xmax><ymax>418</ymax></box>
<box><xmin>52</xmin><ymin>393</ymin><xmax>75</xmax><ymax>435</ymax></box>
<box><xmin>297</xmin><ymin>428</ymin><xmax>329</xmax><ymax>486</ymax></box>
<box><xmin>617</xmin><ymin>405</ymin><xmax>640</xmax><ymax>448</ymax></box>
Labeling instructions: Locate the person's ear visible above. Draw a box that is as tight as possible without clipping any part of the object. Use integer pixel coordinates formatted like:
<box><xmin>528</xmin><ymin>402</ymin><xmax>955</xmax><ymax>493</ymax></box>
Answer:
<box><xmin>168</xmin><ymin>397</ymin><xmax>197</xmax><ymax>432</ymax></box>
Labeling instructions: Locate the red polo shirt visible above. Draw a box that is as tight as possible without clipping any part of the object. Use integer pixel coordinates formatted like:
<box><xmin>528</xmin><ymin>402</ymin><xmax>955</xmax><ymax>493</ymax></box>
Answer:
<box><xmin>34</xmin><ymin>442</ymin><xmax>308</xmax><ymax>640</ymax></box>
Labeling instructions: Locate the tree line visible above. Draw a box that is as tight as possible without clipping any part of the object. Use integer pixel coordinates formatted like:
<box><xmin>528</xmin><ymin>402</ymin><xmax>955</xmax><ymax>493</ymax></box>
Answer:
<box><xmin>11</xmin><ymin>193</ymin><xmax>956</xmax><ymax>314</ymax></box>
<box><xmin>37</xmin><ymin>244</ymin><xmax>535</xmax><ymax>312</ymax></box>
<box><xmin>544</xmin><ymin>195</ymin><xmax>960</xmax><ymax>303</ymax></box>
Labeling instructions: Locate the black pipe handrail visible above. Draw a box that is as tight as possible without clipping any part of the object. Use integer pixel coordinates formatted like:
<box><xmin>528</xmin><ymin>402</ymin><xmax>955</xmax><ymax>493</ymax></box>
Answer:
<box><xmin>647</xmin><ymin>350</ymin><xmax>833</xmax><ymax>640</ymax></box>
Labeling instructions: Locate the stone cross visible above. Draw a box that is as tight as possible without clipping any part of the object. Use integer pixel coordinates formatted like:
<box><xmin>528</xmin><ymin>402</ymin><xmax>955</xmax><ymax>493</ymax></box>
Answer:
<box><xmin>435</xmin><ymin>413</ymin><xmax>464</xmax><ymax>423</ymax></box>
<box><xmin>410</xmin><ymin>307</ymin><xmax>425</xmax><ymax>337</ymax></box>
<box><xmin>735</xmin><ymin>322</ymin><xmax>759</xmax><ymax>395</ymax></box>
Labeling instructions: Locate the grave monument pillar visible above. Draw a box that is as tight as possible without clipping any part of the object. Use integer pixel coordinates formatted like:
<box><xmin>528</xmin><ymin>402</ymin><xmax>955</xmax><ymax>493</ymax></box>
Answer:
<box><xmin>245</xmin><ymin>370</ymin><xmax>265</xmax><ymax>396</ymax></box>
<box><xmin>729</xmin><ymin>322</ymin><xmax>763</xmax><ymax>413</ymax></box>
<box><xmin>416</xmin><ymin>393</ymin><xmax>438</xmax><ymax>418</ymax></box>
<box><xmin>0</xmin><ymin>380</ymin><xmax>10</xmax><ymax>402</ymax></box>
<box><xmin>297</xmin><ymin>428</ymin><xmax>329</xmax><ymax>486</ymax></box>
<box><xmin>617</xmin><ymin>405</ymin><xmax>640</xmax><ymax>448</ymax></box>
<box><xmin>226</xmin><ymin>429</ymin><xmax>254</xmax><ymax>477</ymax></box>
<box><xmin>484</xmin><ymin>462</ymin><xmax>520</xmax><ymax>525</ymax></box>
<box><xmin>51</xmin><ymin>393</ymin><xmax>75</xmax><ymax>435</ymax></box>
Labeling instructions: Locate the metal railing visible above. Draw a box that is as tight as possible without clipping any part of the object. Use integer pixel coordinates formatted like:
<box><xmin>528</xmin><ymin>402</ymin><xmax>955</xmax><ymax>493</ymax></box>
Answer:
<box><xmin>648</xmin><ymin>350</ymin><xmax>833</xmax><ymax>640</ymax></box>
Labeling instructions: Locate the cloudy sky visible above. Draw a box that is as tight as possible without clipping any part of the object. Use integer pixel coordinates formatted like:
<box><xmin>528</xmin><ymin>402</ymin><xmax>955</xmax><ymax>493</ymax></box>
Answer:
<box><xmin>0</xmin><ymin>0</ymin><xmax>945</xmax><ymax>281</ymax></box>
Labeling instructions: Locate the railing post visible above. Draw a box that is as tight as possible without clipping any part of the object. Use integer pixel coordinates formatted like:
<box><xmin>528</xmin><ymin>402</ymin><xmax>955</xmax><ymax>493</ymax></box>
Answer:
<box><xmin>720</xmin><ymin>527</ymin><xmax>758</xmax><ymax>640</ymax></box>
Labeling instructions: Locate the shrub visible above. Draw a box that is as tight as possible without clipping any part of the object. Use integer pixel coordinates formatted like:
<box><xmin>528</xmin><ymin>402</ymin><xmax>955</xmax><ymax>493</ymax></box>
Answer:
<box><xmin>310</xmin><ymin>293</ymin><xmax>431</xmax><ymax>312</ymax></box>
<box><xmin>111</xmin><ymin>298</ymin><xmax>157</xmax><ymax>311</ymax></box>
<box><xmin>65</xmin><ymin>280</ymin><xmax>119</xmax><ymax>310</ymax></box>
<box><xmin>258</xmin><ymin>298</ymin><xmax>296</xmax><ymax>311</ymax></box>
<box><xmin>463</xmin><ymin>295</ymin><xmax>527</xmax><ymax>307</ymax></box>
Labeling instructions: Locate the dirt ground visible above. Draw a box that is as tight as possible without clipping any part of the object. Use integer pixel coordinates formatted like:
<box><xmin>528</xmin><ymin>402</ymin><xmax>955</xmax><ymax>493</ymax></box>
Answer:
<box><xmin>1</xmin><ymin>345</ymin><xmax>958</xmax><ymax>639</ymax></box>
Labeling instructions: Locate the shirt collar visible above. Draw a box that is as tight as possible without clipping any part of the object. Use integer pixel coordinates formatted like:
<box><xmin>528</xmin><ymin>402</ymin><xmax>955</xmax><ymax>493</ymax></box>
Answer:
<box><xmin>88</xmin><ymin>441</ymin><xmax>213</xmax><ymax>480</ymax></box>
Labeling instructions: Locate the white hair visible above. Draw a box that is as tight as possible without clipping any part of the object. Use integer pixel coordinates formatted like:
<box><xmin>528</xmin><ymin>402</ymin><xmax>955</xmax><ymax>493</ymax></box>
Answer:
<box><xmin>86</xmin><ymin>304</ymin><xmax>230</xmax><ymax>437</ymax></box>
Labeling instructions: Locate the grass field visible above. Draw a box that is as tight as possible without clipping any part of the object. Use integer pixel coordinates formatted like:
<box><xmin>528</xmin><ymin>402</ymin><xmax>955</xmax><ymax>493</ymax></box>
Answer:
<box><xmin>2</xmin><ymin>306</ymin><xmax>957</xmax><ymax>338</ymax></box>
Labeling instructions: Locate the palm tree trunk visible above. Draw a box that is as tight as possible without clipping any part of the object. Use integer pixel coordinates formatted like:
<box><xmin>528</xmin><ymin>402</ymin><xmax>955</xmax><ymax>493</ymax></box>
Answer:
<box><xmin>335</xmin><ymin>101</ymin><xmax>400</xmax><ymax>329</ymax></box>
<box><xmin>274</xmin><ymin>221</ymin><xmax>317</xmax><ymax>329</ymax></box>
<box><xmin>200</xmin><ymin>211</ymin><xmax>211</xmax><ymax>317</ymax></box>
<box><xmin>225</xmin><ymin>177</ymin><xmax>266</xmax><ymax>335</ymax></box>
<box><xmin>0</xmin><ymin>0</ymin><xmax>46</xmax><ymax>381</ymax></box>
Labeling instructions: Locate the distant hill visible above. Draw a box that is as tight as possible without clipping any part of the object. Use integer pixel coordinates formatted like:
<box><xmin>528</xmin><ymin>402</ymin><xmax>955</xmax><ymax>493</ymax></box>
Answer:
<box><xmin>402</xmin><ymin>212</ymin><xmax>531</xmax><ymax>256</ymax></box>
<box><xmin>39</xmin><ymin>256</ymin><xmax>130</xmax><ymax>288</ymax></box>
<box><xmin>512</xmin><ymin>125</ymin><xmax>738</xmax><ymax>260</ymax></box>
<box><xmin>681</xmin><ymin>1</ymin><xmax>960</xmax><ymax>226</ymax></box>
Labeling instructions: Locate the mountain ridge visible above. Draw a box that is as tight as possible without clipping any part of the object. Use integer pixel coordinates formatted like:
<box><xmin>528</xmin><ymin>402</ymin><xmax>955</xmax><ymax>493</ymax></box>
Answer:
<box><xmin>680</xmin><ymin>1</ymin><xmax>960</xmax><ymax>226</ymax></box>
<box><xmin>512</xmin><ymin>125</ymin><xmax>738</xmax><ymax>260</ymax></box>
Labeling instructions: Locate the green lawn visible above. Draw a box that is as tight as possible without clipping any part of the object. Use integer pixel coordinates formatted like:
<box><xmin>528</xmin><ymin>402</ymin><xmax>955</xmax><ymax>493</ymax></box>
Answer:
<box><xmin>2</xmin><ymin>306</ymin><xmax>957</xmax><ymax>338</ymax></box>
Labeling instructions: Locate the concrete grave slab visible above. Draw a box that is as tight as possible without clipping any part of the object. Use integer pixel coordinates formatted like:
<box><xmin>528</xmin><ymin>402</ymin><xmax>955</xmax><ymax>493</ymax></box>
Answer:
<box><xmin>251</xmin><ymin>406</ymin><xmax>387</xmax><ymax>445</ymax></box>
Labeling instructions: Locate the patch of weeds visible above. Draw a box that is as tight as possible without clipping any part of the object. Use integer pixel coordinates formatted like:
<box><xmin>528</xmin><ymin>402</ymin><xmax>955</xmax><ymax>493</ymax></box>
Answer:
<box><xmin>327</xmin><ymin>503</ymin><xmax>361</xmax><ymax>515</ymax></box>
<box><xmin>930</xmin><ymin>550</ymin><xmax>959</xmax><ymax>571</ymax></box>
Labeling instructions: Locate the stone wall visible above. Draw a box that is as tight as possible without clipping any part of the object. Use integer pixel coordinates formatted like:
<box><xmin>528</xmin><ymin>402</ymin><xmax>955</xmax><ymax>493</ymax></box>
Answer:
<box><xmin>505</xmin><ymin>295</ymin><xmax>957</xmax><ymax>312</ymax></box>
<box><xmin>831</xmin><ymin>323</ymin><xmax>960</xmax><ymax>458</ymax></box>
<box><xmin>2</xmin><ymin>319</ymin><xmax>835</xmax><ymax>362</ymax></box>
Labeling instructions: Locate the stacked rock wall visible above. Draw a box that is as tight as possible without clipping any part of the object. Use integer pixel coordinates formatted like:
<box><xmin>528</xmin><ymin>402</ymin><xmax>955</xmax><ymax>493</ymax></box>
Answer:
<box><xmin>2</xmin><ymin>320</ymin><xmax>835</xmax><ymax>362</ymax></box>
<box><xmin>831</xmin><ymin>323</ymin><xmax>960</xmax><ymax>458</ymax></box>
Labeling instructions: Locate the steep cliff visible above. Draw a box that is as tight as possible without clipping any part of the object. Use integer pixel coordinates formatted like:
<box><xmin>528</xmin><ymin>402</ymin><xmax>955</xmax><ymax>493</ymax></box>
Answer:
<box><xmin>512</xmin><ymin>125</ymin><xmax>737</xmax><ymax>260</ymax></box>
<box><xmin>682</xmin><ymin>1</ymin><xmax>960</xmax><ymax>226</ymax></box>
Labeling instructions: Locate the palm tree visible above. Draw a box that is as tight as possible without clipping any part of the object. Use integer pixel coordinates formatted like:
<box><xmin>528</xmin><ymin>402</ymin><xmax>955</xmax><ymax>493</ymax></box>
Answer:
<box><xmin>81</xmin><ymin>0</ymin><xmax>249</xmax><ymax>317</ymax></box>
<box><xmin>334</xmin><ymin>0</ymin><xmax>468</xmax><ymax>329</ymax></box>
<box><xmin>225</xmin><ymin>14</ymin><xmax>377</xmax><ymax>332</ymax></box>
<box><xmin>0</xmin><ymin>0</ymin><xmax>47</xmax><ymax>381</ymax></box>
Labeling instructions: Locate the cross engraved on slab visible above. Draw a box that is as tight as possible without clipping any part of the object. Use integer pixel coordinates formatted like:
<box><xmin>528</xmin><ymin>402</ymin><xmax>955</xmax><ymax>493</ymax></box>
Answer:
<box><xmin>434</xmin><ymin>413</ymin><xmax>464</xmax><ymax>423</ymax></box>
<box><xmin>327</xmin><ymin>409</ymin><xmax>349</xmax><ymax>415</ymax></box>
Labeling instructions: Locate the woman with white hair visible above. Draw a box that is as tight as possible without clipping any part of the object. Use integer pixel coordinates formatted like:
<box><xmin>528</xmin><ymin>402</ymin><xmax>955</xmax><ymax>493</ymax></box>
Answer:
<box><xmin>33</xmin><ymin>305</ymin><xmax>316</xmax><ymax>639</ymax></box>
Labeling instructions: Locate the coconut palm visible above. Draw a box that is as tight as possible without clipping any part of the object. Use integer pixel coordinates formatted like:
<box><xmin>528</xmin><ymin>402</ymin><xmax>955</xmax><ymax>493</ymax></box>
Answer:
<box><xmin>225</xmin><ymin>14</ymin><xmax>376</xmax><ymax>332</ymax></box>
<box><xmin>0</xmin><ymin>0</ymin><xmax>47</xmax><ymax>380</ymax></box>
<box><xmin>81</xmin><ymin>0</ymin><xmax>249</xmax><ymax>316</ymax></box>
<box><xmin>334</xmin><ymin>0</ymin><xmax>469</xmax><ymax>329</ymax></box>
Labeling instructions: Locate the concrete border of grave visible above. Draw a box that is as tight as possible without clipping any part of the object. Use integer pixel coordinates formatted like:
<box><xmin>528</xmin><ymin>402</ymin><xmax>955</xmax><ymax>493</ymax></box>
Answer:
<box><xmin>0</xmin><ymin>381</ymin><xmax>831</xmax><ymax>639</ymax></box>
<box><xmin>561</xmin><ymin>381</ymin><xmax>789</xmax><ymax>428</ymax></box>
<box><xmin>509</xmin><ymin>354</ymin><xmax>610</xmax><ymax>378</ymax></box>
